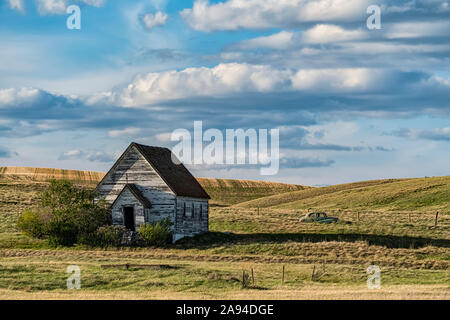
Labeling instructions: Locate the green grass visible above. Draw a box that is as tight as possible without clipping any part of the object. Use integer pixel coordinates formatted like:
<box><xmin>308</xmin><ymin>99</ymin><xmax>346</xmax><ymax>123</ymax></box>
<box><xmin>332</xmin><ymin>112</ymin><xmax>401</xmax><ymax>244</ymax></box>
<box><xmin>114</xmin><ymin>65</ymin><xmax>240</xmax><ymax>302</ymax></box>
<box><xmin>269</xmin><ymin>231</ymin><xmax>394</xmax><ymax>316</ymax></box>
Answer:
<box><xmin>0</xmin><ymin>169</ymin><xmax>449</xmax><ymax>299</ymax></box>
<box><xmin>0</xmin><ymin>255</ymin><xmax>448</xmax><ymax>299</ymax></box>
<box><xmin>236</xmin><ymin>176</ymin><xmax>450</xmax><ymax>213</ymax></box>
<box><xmin>235</xmin><ymin>178</ymin><xmax>407</xmax><ymax>208</ymax></box>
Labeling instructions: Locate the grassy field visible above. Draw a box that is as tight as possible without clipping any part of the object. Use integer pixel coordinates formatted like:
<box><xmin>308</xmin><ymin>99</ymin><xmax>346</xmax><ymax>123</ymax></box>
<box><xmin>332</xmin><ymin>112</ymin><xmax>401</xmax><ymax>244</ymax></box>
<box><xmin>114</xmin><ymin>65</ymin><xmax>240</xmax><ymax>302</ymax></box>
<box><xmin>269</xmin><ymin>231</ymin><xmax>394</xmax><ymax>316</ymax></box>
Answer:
<box><xmin>0</xmin><ymin>167</ymin><xmax>448</xmax><ymax>299</ymax></box>
<box><xmin>196</xmin><ymin>177</ymin><xmax>308</xmax><ymax>206</ymax></box>
<box><xmin>0</xmin><ymin>166</ymin><xmax>306</xmax><ymax>207</ymax></box>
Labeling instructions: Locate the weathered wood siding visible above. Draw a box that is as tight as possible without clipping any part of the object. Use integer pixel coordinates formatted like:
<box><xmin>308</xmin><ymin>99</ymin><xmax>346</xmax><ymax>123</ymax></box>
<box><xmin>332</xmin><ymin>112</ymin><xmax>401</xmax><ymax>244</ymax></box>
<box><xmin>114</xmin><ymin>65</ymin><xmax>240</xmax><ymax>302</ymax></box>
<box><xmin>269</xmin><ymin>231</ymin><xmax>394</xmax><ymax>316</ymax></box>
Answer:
<box><xmin>174</xmin><ymin>197</ymin><xmax>209</xmax><ymax>241</ymax></box>
<box><xmin>111</xmin><ymin>187</ymin><xmax>145</xmax><ymax>229</ymax></box>
<box><xmin>97</xmin><ymin>146</ymin><xmax>176</xmax><ymax>227</ymax></box>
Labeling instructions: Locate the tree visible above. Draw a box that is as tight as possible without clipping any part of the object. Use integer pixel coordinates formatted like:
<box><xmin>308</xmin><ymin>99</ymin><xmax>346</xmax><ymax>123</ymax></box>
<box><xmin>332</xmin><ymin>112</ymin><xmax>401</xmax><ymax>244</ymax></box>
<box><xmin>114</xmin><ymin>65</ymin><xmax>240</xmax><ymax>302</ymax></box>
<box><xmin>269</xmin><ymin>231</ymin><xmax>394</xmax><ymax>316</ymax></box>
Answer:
<box><xmin>18</xmin><ymin>180</ymin><xmax>111</xmax><ymax>246</ymax></box>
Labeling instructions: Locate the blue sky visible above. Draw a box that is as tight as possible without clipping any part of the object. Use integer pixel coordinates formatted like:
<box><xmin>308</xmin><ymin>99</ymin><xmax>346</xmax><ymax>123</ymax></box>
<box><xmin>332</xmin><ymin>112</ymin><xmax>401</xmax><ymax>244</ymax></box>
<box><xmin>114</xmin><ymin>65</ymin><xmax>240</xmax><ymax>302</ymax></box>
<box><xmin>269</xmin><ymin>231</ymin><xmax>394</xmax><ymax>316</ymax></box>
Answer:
<box><xmin>1</xmin><ymin>0</ymin><xmax>450</xmax><ymax>185</ymax></box>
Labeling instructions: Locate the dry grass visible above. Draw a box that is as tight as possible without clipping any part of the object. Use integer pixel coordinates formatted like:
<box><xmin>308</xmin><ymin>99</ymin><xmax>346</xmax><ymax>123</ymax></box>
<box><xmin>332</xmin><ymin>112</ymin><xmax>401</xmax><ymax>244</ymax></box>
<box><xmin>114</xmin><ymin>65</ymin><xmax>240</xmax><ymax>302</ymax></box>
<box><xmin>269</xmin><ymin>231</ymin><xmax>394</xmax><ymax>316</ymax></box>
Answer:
<box><xmin>276</xmin><ymin>176</ymin><xmax>450</xmax><ymax>212</ymax></box>
<box><xmin>235</xmin><ymin>179</ymin><xmax>407</xmax><ymax>208</ymax></box>
<box><xmin>0</xmin><ymin>255</ymin><xmax>448</xmax><ymax>300</ymax></box>
<box><xmin>210</xmin><ymin>207</ymin><xmax>450</xmax><ymax>242</ymax></box>
<box><xmin>0</xmin><ymin>167</ymin><xmax>104</xmax><ymax>184</ymax></box>
<box><xmin>0</xmin><ymin>167</ymin><xmax>449</xmax><ymax>299</ymax></box>
<box><xmin>0</xmin><ymin>167</ymin><xmax>305</xmax><ymax>207</ymax></box>
<box><xmin>1</xmin><ymin>285</ymin><xmax>448</xmax><ymax>300</ymax></box>
<box><xmin>197</xmin><ymin>177</ymin><xmax>308</xmax><ymax>206</ymax></box>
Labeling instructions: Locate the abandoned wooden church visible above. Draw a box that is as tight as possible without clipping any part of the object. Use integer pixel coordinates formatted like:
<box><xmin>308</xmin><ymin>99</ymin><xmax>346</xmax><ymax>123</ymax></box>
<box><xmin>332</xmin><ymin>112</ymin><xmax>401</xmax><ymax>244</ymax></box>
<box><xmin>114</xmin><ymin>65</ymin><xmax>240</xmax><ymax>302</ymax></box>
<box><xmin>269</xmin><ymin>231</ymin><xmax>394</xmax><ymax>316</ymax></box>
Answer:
<box><xmin>96</xmin><ymin>142</ymin><xmax>210</xmax><ymax>242</ymax></box>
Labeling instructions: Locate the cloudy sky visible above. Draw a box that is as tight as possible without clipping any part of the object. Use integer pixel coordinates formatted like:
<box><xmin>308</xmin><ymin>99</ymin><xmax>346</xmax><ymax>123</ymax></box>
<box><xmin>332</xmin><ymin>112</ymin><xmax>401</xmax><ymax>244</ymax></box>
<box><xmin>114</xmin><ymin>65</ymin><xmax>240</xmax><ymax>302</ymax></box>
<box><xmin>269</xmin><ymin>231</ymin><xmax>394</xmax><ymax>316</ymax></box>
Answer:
<box><xmin>1</xmin><ymin>0</ymin><xmax>450</xmax><ymax>186</ymax></box>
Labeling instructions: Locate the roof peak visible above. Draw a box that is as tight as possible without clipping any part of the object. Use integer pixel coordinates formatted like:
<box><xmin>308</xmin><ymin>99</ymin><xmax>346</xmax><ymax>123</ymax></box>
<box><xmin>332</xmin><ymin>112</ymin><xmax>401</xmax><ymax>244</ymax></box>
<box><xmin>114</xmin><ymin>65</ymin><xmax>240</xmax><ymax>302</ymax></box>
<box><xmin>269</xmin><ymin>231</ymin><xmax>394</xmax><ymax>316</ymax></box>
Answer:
<box><xmin>131</xmin><ymin>142</ymin><xmax>170</xmax><ymax>151</ymax></box>
<box><xmin>111</xmin><ymin>183</ymin><xmax>152</xmax><ymax>208</ymax></box>
<box><xmin>128</xmin><ymin>142</ymin><xmax>210</xmax><ymax>199</ymax></box>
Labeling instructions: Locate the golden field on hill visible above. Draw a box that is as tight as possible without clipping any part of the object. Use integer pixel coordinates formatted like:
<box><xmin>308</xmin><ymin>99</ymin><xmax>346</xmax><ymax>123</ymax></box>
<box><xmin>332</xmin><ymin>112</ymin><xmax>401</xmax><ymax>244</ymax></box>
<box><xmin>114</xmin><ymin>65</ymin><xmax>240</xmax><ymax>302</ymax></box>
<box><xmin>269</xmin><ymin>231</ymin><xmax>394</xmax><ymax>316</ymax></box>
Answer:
<box><xmin>0</xmin><ymin>167</ymin><xmax>448</xmax><ymax>299</ymax></box>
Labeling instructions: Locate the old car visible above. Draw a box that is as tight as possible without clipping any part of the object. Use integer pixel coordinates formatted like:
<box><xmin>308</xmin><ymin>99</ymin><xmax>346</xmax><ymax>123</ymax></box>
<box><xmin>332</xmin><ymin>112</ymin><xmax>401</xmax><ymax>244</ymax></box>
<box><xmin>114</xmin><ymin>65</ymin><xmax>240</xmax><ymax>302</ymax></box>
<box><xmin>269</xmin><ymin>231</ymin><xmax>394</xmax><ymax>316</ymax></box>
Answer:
<box><xmin>299</xmin><ymin>212</ymin><xmax>338</xmax><ymax>224</ymax></box>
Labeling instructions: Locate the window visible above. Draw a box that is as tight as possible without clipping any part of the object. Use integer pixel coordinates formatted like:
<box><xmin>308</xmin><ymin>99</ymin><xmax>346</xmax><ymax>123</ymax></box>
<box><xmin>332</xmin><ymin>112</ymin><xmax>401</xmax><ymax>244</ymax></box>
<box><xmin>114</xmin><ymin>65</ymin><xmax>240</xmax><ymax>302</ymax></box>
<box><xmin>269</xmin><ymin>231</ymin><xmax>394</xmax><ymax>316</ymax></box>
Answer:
<box><xmin>185</xmin><ymin>202</ymin><xmax>193</xmax><ymax>218</ymax></box>
<box><xmin>194</xmin><ymin>203</ymin><xmax>200</xmax><ymax>219</ymax></box>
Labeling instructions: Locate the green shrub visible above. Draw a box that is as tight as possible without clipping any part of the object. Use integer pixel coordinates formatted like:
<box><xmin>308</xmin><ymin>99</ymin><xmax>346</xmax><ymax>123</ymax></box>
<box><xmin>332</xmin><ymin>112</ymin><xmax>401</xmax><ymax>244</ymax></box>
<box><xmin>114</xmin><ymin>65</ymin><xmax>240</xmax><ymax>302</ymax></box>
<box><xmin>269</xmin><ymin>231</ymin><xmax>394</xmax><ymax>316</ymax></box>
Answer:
<box><xmin>72</xmin><ymin>205</ymin><xmax>111</xmax><ymax>240</ymax></box>
<box><xmin>17</xmin><ymin>210</ymin><xmax>46</xmax><ymax>238</ymax></box>
<box><xmin>79</xmin><ymin>225</ymin><xmax>126</xmax><ymax>247</ymax></box>
<box><xmin>46</xmin><ymin>220</ymin><xmax>78</xmax><ymax>247</ymax></box>
<box><xmin>17</xmin><ymin>180</ymin><xmax>111</xmax><ymax>246</ymax></box>
<box><xmin>138</xmin><ymin>217</ymin><xmax>173</xmax><ymax>246</ymax></box>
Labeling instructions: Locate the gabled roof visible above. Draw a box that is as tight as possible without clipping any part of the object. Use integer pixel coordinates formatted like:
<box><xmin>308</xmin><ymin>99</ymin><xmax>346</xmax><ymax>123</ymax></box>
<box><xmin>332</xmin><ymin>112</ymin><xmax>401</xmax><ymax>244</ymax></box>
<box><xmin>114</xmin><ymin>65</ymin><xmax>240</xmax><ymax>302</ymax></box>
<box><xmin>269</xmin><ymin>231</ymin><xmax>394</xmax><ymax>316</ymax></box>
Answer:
<box><xmin>111</xmin><ymin>183</ymin><xmax>152</xmax><ymax>208</ymax></box>
<box><xmin>98</xmin><ymin>142</ymin><xmax>210</xmax><ymax>199</ymax></box>
<box><xmin>132</xmin><ymin>143</ymin><xmax>210</xmax><ymax>199</ymax></box>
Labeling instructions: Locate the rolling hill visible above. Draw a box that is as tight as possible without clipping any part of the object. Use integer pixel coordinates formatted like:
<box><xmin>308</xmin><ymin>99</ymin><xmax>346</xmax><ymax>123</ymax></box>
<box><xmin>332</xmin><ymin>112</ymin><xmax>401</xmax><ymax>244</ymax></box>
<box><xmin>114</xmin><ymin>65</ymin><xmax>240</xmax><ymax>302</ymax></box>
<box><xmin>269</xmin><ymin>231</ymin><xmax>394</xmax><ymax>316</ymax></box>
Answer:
<box><xmin>0</xmin><ymin>166</ymin><xmax>104</xmax><ymax>184</ymax></box>
<box><xmin>2</xmin><ymin>166</ymin><xmax>450</xmax><ymax>212</ymax></box>
<box><xmin>236</xmin><ymin>176</ymin><xmax>450</xmax><ymax>213</ymax></box>
<box><xmin>0</xmin><ymin>167</ymin><xmax>307</xmax><ymax>206</ymax></box>
<box><xmin>0</xmin><ymin>167</ymin><xmax>449</xmax><ymax>300</ymax></box>
<box><xmin>196</xmin><ymin>177</ymin><xmax>309</xmax><ymax>206</ymax></box>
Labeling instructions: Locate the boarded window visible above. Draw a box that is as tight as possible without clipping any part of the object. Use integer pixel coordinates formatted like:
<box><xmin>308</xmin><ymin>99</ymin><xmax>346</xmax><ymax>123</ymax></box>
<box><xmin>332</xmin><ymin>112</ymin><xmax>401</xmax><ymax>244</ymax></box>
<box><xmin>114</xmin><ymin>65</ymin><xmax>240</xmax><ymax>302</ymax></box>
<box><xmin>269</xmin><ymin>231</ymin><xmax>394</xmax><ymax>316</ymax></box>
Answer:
<box><xmin>185</xmin><ymin>202</ymin><xmax>192</xmax><ymax>217</ymax></box>
<box><xmin>195</xmin><ymin>203</ymin><xmax>201</xmax><ymax>219</ymax></box>
<box><xmin>202</xmin><ymin>204</ymin><xmax>207</xmax><ymax>218</ymax></box>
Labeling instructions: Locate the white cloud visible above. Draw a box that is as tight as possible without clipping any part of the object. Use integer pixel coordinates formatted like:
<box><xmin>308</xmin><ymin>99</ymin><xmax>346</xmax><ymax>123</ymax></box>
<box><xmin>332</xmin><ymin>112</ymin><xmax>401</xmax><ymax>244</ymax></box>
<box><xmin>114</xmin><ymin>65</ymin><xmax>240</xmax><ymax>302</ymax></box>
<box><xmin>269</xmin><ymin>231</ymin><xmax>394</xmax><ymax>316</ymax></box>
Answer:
<box><xmin>60</xmin><ymin>149</ymin><xmax>83</xmax><ymax>158</ymax></box>
<box><xmin>36</xmin><ymin>0</ymin><xmax>66</xmax><ymax>15</ymax></box>
<box><xmin>302</xmin><ymin>24</ymin><xmax>367</xmax><ymax>43</ymax></box>
<box><xmin>81</xmin><ymin>0</ymin><xmax>106</xmax><ymax>6</ymax></box>
<box><xmin>385</xmin><ymin>21</ymin><xmax>450</xmax><ymax>39</ymax></box>
<box><xmin>4</xmin><ymin>67</ymin><xmax>447</xmax><ymax>111</ymax></box>
<box><xmin>233</xmin><ymin>25</ymin><xmax>367</xmax><ymax>50</ymax></box>
<box><xmin>108</xmin><ymin>127</ymin><xmax>141</xmax><ymax>138</ymax></box>
<box><xmin>0</xmin><ymin>88</ymin><xmax>42</xmax><ymax>107</ymax></box>
<box><xmin>8</xmin><ymin>0</ymin><xmax>25</xmax><ymax>12</ymax></box>
<box><xmin>155</xmin><ymin>132</ymin><xmax>172</xmax><ymax>142</ymax></box>
<box><xmin>291</xmin><ymin>68</ymin><xmax>377</xmax><ymax>92</ymax></box>
<box><xmin>95</xmin><ymin>63</ymin><xmax>432</xmax><ymax>107</ymax></box>
<box><xmin>383</xmin><ymin>0</ymin><xmax>450</xmax><ymax>14</ymax></box>
<box><xmin>141</xmin><ymin>11</ymin><xmax>168</xmax><ymax>29</ymax></box>
<box><xmin>391</xmin><ymin>127</ymin><xmax>450</xmax><ymax>141</ymax></box>
<box><xmin>234</xmin><ymin>31</ymin><xmax>296</xmax><ymax>50</ymax></box>
<box><xmin>181</xmin><ymin>0</ymin><xmax>371</xmax><ymax>31</ymax></box>
<box><xmin>59</xmin><ymin>149</ymin><xmax>114</xmax><ymax>162</ymax></box>
<box><xmin>35</xmin><ymin>0</ymin><xmax>107</xmax><ymax>15</ymax></box>
<box><xmin>114</xmin><ymin>63</ymin><xmax>293</xmax><ymax>106</ymax></box>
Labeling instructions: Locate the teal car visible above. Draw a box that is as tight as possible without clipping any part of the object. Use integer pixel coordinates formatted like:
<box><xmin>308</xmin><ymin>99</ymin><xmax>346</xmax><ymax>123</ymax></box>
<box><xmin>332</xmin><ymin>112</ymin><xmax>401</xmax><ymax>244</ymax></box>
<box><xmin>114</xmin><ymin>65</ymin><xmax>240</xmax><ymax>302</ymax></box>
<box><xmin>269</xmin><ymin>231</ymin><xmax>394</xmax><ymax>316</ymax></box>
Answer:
<box><xmin>299</xmin><ymin>212</ymin><xmax>338</xmax><ymax>224</ymax></box>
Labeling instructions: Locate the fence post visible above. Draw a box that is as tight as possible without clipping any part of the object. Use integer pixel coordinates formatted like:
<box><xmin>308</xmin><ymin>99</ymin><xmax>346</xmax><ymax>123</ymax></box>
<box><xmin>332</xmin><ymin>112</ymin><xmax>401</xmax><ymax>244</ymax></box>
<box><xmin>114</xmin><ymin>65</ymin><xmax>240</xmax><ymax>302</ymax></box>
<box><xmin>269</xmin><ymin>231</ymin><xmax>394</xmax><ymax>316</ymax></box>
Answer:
<box><xmin>282</xmin><ymin>265</ymin><xmax>285</xmax><ymax>284</ymax></box>
<box><xmin>251</xmin><ymin>268</ymin><xmax>254</xmax><ymax>285</ymax></box>
<box><xmin>311</xmin><ymin>265</ymin><xmax>316</xmax><ymax>281</ymax></box>
<box><xmin>408</xmin><ymin>213</ymin><xmax>411</xmax><ymax>223</ymax></box>
<box><xmin>435</xmin><ymin>212</ymin><xmax>439</xmax><ymax>227</ymax></box>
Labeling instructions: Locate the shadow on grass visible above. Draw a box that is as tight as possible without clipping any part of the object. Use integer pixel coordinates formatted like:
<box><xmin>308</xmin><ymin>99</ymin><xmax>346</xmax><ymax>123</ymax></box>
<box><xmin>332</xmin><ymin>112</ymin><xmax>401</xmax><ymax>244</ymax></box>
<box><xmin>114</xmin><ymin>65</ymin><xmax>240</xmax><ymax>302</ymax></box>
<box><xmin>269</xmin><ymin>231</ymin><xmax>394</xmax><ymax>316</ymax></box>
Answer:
<box><xmin>177</xmin><ymin>231</ymin><xmax>450</xmax><ymax>249</ymax></box>
<box><xmin>209</xmin><ymin>203</ymin><xmax>230</xmax><ymax>208</ymax></box>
